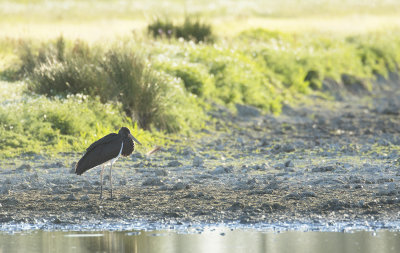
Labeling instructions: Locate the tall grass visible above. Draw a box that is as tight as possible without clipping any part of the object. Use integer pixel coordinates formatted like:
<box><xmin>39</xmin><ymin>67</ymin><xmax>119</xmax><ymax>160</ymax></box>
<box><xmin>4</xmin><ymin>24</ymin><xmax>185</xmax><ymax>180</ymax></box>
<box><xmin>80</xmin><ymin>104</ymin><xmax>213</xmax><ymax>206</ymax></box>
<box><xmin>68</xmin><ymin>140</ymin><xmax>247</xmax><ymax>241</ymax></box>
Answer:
<box><xmin>16</xmin><ymin>37</ymin><xmax>205</xmax><ymax>132</ymax></box>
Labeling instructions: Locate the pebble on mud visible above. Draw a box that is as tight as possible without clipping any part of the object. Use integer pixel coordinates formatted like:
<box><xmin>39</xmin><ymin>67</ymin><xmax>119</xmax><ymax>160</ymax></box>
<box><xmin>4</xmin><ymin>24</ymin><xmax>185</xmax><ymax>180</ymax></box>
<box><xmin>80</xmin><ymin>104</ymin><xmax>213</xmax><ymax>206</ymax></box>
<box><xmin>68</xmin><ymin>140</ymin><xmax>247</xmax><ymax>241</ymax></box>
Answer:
<box><xmin>3</xmin><ymin>197</ymin><xmax>19</xmax><ymax>205</ymax></box>
<box><xmin>172</xmin><ymin>182</ymin><xmax>189</xmax><ymax>190</ymax></box>
<box><xmin>167</xmin><ymin>161</ymin><xmax>183</xmax><ymax>167</ymax></box>
<box><xmin>120</xmin><ymin>195</ymin><xmax>131</xmax><ymax>201</ymax></box>
<box><xmin>193</xmin><ymin>156</ymin><xmax>204</xmax><ymax>167</ymax></box>
<box><xmin>312</xmin><ymin>165</ymin><xmax>335</xmax><ymax>172</ymax></box>
<box><xmin>210</xmin><ymin>166</ymin><xmax>233</xmax><ymax>175</ymax></box>
<box><xmin>80</xmin><ymin>195</ymin><xmax>90</xmax><ymax>201</ymax></box>
<box><xmin>235</xmin><ymin>103</ymin><xmax>261</xmax><ymax>117</ymax></box>
<box><xmin>16</xmin><ymin>164</ymin><xmax>32</xmax><ymax>171</ymax></box>
<box><xmin>142</xmin><ymin>178</ymin><xmax>164</xmax><ymax>186</ymax></box>
<box><xmin>66</xmin><ymin>193</ymin><xmax>78</xmax><ymax>201</ymax></box>
<box><xmin>155</xmin><ymin>169</ymin><xmax>168</xmax><ymax>177</ymax></box>
<box><xmin>282</xmin><ymin>144</ymin><xmax>296</xmax><ymax>153</ymax></box>
<box><xmin>285</xmin><ymin>160</ymin><xmax>294</xmax><ymax>167</ymax></box>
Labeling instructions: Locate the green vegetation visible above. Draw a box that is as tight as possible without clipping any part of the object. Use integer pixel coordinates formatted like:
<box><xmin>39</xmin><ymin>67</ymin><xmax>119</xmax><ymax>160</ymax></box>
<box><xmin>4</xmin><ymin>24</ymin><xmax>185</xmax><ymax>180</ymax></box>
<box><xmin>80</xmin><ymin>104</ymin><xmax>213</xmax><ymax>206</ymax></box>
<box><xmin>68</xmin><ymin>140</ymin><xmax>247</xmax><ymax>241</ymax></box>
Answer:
<box><xmin>148</xmin><ymin>17</ymin><xmax>214</xmax><ymax>43</ymax></box>
<box><xmin>11</xmin><ymin>38</ymin><xmax>204</xmax><ymax>133</ymax></box>
<box><xmin>1</xmin><ymin>0</ymin><xmax>400</xmax><ymax>157</ymax></box>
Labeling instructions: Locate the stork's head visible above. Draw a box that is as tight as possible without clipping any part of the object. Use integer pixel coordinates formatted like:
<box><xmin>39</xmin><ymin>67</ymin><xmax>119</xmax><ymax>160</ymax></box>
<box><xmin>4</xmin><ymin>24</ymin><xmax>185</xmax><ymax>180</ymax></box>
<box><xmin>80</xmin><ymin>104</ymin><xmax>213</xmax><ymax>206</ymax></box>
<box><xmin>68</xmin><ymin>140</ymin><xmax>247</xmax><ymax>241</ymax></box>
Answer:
<box><xmin>119</xmin><ymin>127</ymin><xmax>141</xmax><ymax>145</ymax></box>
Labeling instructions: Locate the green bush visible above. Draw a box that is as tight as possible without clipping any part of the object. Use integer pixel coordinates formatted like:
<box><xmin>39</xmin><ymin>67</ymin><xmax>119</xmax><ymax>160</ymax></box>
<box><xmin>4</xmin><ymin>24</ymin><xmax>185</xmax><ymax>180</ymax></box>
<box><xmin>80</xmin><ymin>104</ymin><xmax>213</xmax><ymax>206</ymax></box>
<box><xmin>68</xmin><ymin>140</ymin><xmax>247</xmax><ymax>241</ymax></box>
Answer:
<box><xmin>148</xmin><ymin>17</ymin><xmax>214</xmax><ymax>43</ymax></box>
<box><xmin>188</xmin><ymin>44</ymin><xmax>282</xmax><ymax>112</ymax></box>
<box><xmin>15</xmin><ymin>39</ymin><xmax>206</xmax><ymax>133</ymax></box>
<box><xmin>147</xmin><ymin>18</ymin><xmax>175</xmax><ymax>39</ymax></box>
<box><xmin>0</xmin><ymin>95</ymin><xmax>129</xmax><ymax>156</ymax></box>
<box><xmin>176</xmin><ymin>17</ymin><xmax>214</xmax><ymax>43</ymax></box>
<box><xmin>158</xmin><ymin>61</ymin><xmax>214</xmax><ymax>96</ymax></box>
<box><xmin>101</xmin><ymin>48</ymin><xmax>172</xmax><ymax>130</ymax></box>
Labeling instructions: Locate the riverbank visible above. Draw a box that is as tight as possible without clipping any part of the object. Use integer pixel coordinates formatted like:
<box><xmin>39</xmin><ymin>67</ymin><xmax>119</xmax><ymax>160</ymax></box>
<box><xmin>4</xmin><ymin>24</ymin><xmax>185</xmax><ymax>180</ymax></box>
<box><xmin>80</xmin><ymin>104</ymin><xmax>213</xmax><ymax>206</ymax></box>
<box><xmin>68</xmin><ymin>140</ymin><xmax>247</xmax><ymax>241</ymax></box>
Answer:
<box><xmin>1</xmin><ymin>76</ymin><xmax>399</xmax><ymax>231</ymax></box>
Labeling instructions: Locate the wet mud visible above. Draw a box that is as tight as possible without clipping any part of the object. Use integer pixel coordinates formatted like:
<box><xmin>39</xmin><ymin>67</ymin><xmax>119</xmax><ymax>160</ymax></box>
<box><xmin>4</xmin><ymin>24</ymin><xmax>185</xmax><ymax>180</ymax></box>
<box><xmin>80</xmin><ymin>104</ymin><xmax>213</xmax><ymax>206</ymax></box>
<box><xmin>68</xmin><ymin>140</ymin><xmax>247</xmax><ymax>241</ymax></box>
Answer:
<box><xmin>1</xmin><ymin>77</ymin><xmax>400</xmax><ymax>230</ymax></box>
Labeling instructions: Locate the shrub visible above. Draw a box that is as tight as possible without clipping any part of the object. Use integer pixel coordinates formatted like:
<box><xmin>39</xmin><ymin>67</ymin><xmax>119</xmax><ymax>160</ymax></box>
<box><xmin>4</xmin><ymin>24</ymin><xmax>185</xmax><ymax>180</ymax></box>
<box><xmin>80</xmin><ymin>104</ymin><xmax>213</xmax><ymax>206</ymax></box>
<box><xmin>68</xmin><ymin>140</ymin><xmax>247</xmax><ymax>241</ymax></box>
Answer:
<box><xmin>188</xmin><ymin>44</ymin><xmax>282</xmax><ymax>112</ymax></box>
<box><xmin>147</xmin><ymin>17</ymin><xmax>214</xmax><ymax>43</ymax></box>
<box><xmin>158</xmin><ymin>61</ymin><xmax>214</xmax><ymax>96</ymax></box>
<box><xmin>176</xmin><ymin>17</ymin><xmax>214</xmax><ymax>43</ymax></box>
<box><xmin>147</xmin><ymin>18</ymin><xmax>175</xmax><ymax>39</ymax></box>
<box><xmin>17</xmin><ymin>39</ymin><xmax>205</xmax><ymax>133</ymax></box>
<box><xmin>0</xmin><ymin>94</ymin><xmax>129</xmax><ymax>156</ymax></box>
<box><xmin>101</xmin><ymin>48</ymin><xmax>172</xmax><ymax>130</ymax></box>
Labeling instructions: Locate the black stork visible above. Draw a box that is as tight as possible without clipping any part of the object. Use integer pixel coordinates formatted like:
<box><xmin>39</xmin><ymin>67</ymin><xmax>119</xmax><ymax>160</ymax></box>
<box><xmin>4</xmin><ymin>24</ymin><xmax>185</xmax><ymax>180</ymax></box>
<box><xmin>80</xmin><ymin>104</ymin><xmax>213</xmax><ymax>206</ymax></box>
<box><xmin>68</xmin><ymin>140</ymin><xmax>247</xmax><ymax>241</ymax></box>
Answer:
<box><xmin>75</xmin><ymin>127</ymin><xmax>141</xmax><ymax>199</ymax></box>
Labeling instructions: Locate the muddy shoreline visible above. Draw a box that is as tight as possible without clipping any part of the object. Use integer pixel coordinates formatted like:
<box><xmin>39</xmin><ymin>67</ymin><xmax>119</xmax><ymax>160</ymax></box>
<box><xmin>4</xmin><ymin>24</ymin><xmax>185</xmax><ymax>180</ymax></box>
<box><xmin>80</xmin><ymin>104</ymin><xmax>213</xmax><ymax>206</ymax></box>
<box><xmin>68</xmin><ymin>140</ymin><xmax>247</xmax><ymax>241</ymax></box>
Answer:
<box><xmin>1</xmin><ymin>78</ymin><xmax>400</xmax><ymax>231</ymax></box>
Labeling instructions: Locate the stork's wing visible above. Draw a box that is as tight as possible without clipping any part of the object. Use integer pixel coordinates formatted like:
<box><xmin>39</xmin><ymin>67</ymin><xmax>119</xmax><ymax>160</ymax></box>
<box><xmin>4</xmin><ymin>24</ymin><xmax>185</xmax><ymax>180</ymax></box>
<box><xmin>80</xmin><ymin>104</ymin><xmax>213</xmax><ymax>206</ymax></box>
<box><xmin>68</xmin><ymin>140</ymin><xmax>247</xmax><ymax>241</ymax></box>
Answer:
<box><xmin>75</xmin><ymin>133</ymin><xmax>122</xmax><ymax>175</ymax></box>
<box><xmin>86</xmin><ymin>133</ymin><xmax>118</xmax><ymax>153</ymax></box>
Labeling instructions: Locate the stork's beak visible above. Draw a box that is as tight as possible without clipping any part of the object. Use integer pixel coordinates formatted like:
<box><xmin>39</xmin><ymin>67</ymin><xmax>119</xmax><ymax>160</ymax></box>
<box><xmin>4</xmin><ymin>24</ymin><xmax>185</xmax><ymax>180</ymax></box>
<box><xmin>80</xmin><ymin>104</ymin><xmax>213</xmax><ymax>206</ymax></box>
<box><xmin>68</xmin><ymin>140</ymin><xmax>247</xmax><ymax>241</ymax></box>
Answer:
<box><xmin>129</xmin><ymin>133</ymin><xmax>142</xmax><ymax>145</ymax></box>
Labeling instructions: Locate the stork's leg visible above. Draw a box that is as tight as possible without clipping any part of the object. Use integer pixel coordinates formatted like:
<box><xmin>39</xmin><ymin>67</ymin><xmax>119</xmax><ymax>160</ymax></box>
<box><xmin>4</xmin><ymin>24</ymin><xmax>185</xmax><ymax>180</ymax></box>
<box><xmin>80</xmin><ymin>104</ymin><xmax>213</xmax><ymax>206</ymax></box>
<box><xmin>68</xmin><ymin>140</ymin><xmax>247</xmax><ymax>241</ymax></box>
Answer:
<box><xmin>99</xmin><ymin>165</ymin><xmax>105</xmax><ymax>200</ymax></box>
<box><xmin>109</xmin><ymin>162</ymin><xmax>114</xmax><ymax>199</ymax></box>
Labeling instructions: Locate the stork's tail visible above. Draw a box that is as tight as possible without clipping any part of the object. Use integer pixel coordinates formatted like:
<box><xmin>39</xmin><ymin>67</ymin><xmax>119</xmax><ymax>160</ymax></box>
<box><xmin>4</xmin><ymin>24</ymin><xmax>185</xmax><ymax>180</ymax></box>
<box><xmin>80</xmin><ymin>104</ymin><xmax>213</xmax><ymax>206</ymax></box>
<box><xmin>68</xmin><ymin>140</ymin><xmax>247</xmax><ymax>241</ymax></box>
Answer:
<box><xmin>74</xmin><ymin>159</ymin><xmax>90</xmax><ymax>175</ymax></box>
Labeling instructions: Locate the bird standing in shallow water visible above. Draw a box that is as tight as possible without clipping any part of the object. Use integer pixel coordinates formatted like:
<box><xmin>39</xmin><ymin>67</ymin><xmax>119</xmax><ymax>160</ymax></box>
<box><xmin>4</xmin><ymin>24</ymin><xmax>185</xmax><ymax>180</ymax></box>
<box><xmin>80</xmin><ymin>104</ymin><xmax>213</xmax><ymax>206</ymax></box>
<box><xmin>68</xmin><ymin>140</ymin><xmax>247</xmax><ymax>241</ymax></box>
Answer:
<box><xmin>75</xmin><ymin>127</ymin><xmax>141</xmax><ymax>199</ymax></box>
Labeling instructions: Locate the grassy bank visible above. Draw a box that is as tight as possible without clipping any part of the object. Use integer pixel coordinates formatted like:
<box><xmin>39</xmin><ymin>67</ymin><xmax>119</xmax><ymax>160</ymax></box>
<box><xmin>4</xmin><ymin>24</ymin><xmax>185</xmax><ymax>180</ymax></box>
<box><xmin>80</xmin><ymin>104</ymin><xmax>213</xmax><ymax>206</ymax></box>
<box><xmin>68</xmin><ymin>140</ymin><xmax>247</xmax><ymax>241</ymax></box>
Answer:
<box><xmin>1</xmin><ymin>0</ymin><xmax>400</xmax><ymax>157</ymax></box>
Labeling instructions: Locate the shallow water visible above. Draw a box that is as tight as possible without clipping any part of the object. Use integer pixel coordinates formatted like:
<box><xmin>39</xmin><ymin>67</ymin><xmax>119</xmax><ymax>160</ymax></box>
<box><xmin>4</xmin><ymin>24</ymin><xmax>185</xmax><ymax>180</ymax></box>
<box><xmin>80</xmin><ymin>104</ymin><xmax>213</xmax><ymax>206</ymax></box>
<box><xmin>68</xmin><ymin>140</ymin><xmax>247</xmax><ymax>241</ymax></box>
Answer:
<box><xmin>1</xmin><ymin>229</ymin><xmax>400</xmax><ymax>253</ymax></box>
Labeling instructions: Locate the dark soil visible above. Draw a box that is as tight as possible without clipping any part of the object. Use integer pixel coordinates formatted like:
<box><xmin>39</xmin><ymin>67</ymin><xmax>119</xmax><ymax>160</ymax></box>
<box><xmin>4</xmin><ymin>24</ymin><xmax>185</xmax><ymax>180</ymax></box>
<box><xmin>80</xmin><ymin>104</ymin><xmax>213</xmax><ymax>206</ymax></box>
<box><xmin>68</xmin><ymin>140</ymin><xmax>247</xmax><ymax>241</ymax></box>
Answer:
<box><xmin>1</xmin><ymin>76</ymin><xmax>400</xmax><ymax>230</ymax></box>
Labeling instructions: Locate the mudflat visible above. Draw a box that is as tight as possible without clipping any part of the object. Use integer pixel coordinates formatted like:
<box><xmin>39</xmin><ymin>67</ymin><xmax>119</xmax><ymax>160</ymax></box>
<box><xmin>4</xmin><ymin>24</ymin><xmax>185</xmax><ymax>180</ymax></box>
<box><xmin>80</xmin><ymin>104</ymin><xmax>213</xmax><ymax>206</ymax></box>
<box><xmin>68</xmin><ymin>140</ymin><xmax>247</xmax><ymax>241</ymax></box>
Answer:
<box><xmin>1</xmin><ymin>79</ymin><xmax>400</xmax><ymax>231</ymax></box>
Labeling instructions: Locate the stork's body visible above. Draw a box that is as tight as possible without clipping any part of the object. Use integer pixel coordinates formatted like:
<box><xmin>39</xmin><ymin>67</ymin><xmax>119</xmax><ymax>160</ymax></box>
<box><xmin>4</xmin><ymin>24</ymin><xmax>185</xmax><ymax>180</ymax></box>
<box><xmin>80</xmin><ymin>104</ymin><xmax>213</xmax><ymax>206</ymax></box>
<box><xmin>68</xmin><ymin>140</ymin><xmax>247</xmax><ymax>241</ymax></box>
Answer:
<box><xmin>75</xmin><ymin>127</ymin><xmax>141</xmax><ymax>199</ymax></box>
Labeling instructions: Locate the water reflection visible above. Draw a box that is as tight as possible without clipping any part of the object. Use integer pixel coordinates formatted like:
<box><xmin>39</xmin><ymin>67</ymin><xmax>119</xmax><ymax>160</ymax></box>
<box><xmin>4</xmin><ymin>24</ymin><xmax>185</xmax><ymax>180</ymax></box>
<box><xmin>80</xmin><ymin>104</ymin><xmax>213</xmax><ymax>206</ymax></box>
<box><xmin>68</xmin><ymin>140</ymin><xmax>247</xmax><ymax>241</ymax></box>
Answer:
<box><xmin>1</xmin><ymin>229</ymin><xmax>399</xmax><ymax>253</ymax></box>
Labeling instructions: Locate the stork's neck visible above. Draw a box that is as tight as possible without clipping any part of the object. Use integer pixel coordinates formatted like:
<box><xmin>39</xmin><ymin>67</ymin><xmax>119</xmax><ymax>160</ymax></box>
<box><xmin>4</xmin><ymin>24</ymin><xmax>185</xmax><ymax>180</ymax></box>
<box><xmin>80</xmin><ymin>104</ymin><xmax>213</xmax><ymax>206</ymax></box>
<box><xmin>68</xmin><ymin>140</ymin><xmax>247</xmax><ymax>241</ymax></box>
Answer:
<box><xmin>118</xmin><ymin>141</ymin><xmax>124</xmax><ymax>157</ymax></box>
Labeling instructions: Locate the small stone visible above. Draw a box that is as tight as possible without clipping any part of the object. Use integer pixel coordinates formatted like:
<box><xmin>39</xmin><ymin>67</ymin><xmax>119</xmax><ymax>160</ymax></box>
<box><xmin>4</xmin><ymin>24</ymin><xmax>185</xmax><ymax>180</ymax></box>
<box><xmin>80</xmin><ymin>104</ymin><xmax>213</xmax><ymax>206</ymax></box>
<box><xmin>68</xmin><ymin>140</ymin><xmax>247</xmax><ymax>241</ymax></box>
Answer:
<box><xmin>274</xmin><ymin>163</ymin><xmax>285</xmax><ymax>170</ymax></box>
<box><xmin>172</xmin><ymin>182</ymin><xmax>189</xmax><ymax>190</ymax></box>
<box><xmin>52</xmin><ymin>196</ymin><xmax>62</xmax><ymax>201</ymax></box>
<box><xmin>18</xmin><ymin>182</ymin><xmax>30</xmax><ymax>190</ymax></box>
<box><xmin>180</xmin><ymin>147</ymin><xmax>195</xmax><ymax>156</ymax></box>
<box><xmin>301</xmin><ymin>191</ymin><xmax>317</xmax><ymax>198</ymax></box>
<box><xmin>3</xmin><ymin>197</ymin><xmax>19</xmax><ymax>205</ymax></box>
<box><xmin>142</xmin><ymin>178</ymin><xmax>164</xmax><ymax>186</ymax></box>
<box><xmin>53</xmin><ymin>217</ymin><xmax>62</xmax><ymax>224</ymax></box>
<box><xmin>235</xmin><ymin>103</ymin><xmax>261</xmax><ymax>117</ymax></box>
<box><xmin>193</xmin><ymin>156</ymin><xmax>204</xmax><ymax>167</ymax></box>
<box><xmin>80</xmin><ymin>195</ymin><xmax>90</xmax><ymax>201</ymax></box>
<box><xmin>155</xmin><ymin>169</ymin><xmax>168</xmax><ymax>176</ymax></box>
<box><xmin>17</xmin><ymin>164</ymin><xmax>32</xmax><ymax>171</ymax></box>
<box><xmin>312</xmin><ymin>165</ymin><xmax>335</xmax><ymax>172</ymax></box>
<box><xmin>378</xmin><ymin>187</ymin><xmax>397</xmax><ymax>196</ymax></box>
<box><xmin>285</xmin><ymin>193</ymin><xmax>301</xmax><ymax>200</ymax></box>
<box><xmin>119</xmin><ymin>178</ymin><xmax>127</xmax><ymax>186</ymax></box>
<box><xmin>46</xmin><ymin>162</ymin><xmax>64</xmax><ymax>169</ymax></box>
<box><xmin>284</xmin><ymin>160</ymin><xmax>294</xmax><ymax>167</ymax></box>
<box><xmin>260</xmin><ymin>139</ymin><xmax>269</xmax><ymax>147</ymax></box>
<box><xmin>211</xmin><ymin>166</ymin><xmax>233</xmax><ymax>175</ymax></box>
<box><xmin>167</xmin><ymin>160</ymin><xmax>183</xmax><ymax>167</ymax></box>
<box><xmin>282</xmin><ymin>144</ymin><xmax>295</xmax><ymax>153</ymax></box>
<box><xmin>228</xmin><ymin>202</ymin><xmax>244</xmax><ymax>211</ymax></box>
<box><xmin>66</xmin><ymin>193</ymin><xmax>78</xmax><ymax>201</ymax></box>
<box><xmin>252</xmin><ymin>163</ymin><xmax>269</xmax><ymax>171</ymax></box>
<box><xmin>132</xmin><ymin>153</ymin><xmax>143</xmax><ymax>159</ymax></box>
<box><xmin>120</xmin><ymin>195</ymin><xmax>131</xmax><ymax>201</ymax></box>
<box><xmin>1</xmin><ymin>187</ymin><xmax>10</xmax><ymax>195</ymax></box>
<box><xmin>284</xmin><ymin>167</ymin><xmax>295</xmax><ymax>172</ymax></box>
